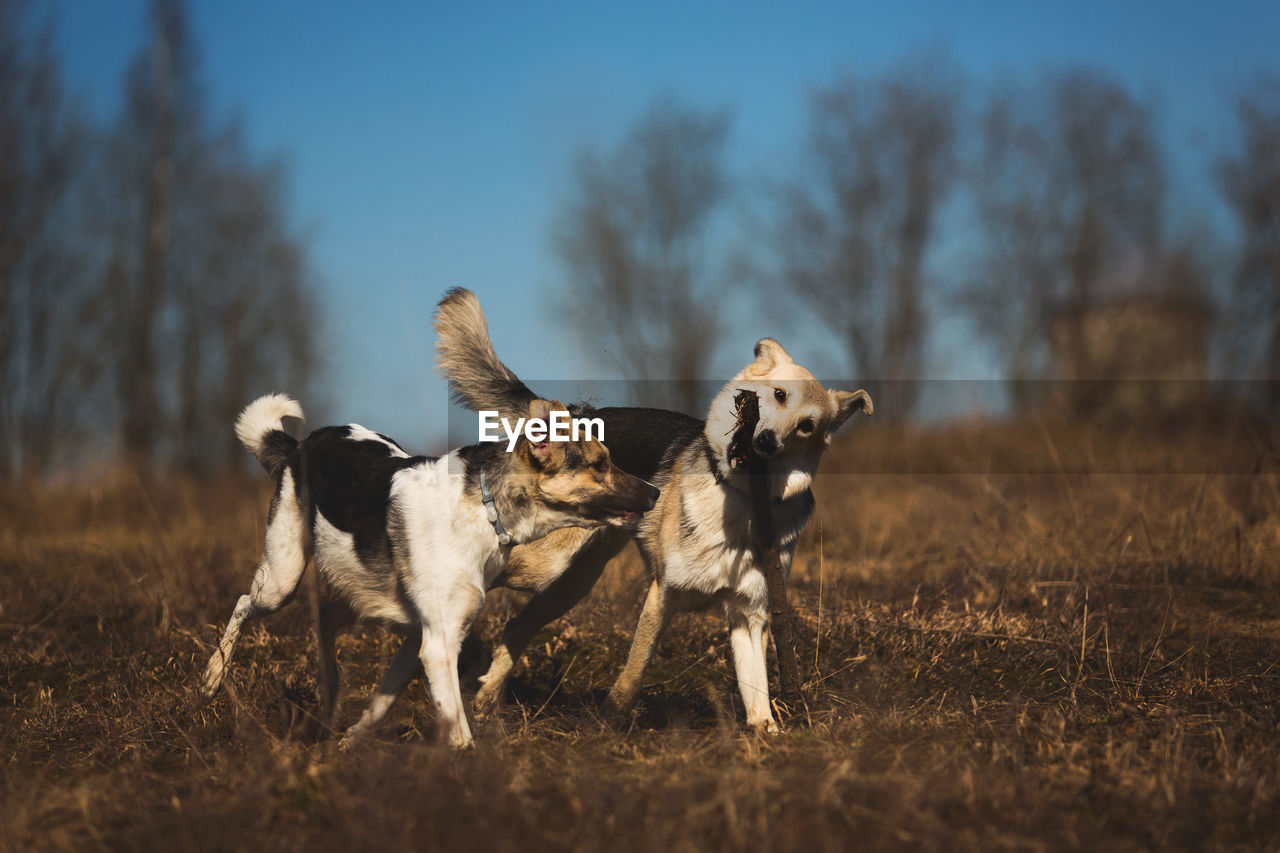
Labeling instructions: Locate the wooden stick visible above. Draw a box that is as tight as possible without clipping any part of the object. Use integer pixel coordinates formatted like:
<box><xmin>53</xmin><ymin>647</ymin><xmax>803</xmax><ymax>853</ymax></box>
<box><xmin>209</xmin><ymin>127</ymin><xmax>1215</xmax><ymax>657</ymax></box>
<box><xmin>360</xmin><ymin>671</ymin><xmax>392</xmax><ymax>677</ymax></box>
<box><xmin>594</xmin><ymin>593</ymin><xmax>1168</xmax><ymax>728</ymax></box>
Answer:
<box><xmin>728</xmin><ymin>391</ymin><xmax>803</xmax><ymax>710</ymax></box>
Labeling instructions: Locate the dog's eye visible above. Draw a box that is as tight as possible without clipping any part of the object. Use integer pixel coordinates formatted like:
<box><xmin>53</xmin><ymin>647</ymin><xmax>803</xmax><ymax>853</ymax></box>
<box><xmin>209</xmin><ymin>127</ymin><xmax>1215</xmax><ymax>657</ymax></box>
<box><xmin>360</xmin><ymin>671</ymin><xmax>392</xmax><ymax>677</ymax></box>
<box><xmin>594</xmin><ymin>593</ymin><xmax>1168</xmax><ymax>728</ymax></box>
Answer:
<box><xmin>797</xmin><ymin>418</ymin><xmax>815</xmax><ymax>436</ymax></box>
<box><xmin>773</xmin><ymin>388</ymin><xmax>787</xmax><ymax>404</ymax></box>
<box><xmin>593</xmin><ymin>458</ymin><xmax>609</xmax><ymax>474</ymax></box>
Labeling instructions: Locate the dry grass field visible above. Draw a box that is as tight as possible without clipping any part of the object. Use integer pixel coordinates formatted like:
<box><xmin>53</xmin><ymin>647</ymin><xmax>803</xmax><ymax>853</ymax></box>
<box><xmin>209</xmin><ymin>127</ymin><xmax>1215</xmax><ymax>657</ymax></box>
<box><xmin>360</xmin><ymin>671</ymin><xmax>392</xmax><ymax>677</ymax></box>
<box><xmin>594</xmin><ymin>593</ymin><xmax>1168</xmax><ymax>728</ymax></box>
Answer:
<box><xmin>3</xmin><ymin>419</ymin><xmax>1280</xmax><ymax>851</ymax></box>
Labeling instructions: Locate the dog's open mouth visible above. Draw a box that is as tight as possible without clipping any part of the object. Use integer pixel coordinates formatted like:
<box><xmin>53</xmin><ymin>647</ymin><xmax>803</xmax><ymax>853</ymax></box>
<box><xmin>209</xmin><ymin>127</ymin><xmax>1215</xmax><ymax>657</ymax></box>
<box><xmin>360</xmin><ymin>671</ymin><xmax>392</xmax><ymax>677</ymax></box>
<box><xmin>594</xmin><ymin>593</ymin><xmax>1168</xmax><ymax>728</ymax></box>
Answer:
<box><xmin>597</xmin><ymin>507</ymin><xmax>643</xmax><ymax>524</ymax></box>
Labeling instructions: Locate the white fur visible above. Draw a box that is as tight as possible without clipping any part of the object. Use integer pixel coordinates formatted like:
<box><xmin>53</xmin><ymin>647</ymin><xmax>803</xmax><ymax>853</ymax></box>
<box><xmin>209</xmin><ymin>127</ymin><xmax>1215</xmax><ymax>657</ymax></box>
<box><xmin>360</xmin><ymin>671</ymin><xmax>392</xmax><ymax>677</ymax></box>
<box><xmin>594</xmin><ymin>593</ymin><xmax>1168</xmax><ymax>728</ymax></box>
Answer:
<box><xmin>234</xmin><ymin>393</ymin><xmax>303</xmax><ymax>455</ymax></box>
<box><xmin>345</xmin><ymin>424</ymin><xmax>410</xmax><ymax>457</ymax></box>
<box><xmin>201</xmin><ymin>467</ymin><xmax>308</xmax><ymax>698</ymax></box>
<box><xmin>388</xmin><ymin>460</ymin><xmax>495</xmax><ymax>746</ymax></box>
<box><xmin>312</xmin><ymin>514</ymin><xmax>411</xmax><ymax>625</ymax></box>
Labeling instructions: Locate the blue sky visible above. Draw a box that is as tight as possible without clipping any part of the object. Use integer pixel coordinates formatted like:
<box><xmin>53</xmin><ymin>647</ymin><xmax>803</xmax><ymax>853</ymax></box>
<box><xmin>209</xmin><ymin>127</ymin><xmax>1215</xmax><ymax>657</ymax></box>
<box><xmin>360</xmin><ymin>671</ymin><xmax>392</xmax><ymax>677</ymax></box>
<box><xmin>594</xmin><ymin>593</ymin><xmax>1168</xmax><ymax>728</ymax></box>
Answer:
<box><xmin>51</xmin><ymin>0</ymin><xmax>1278</xmax><ymax>444</ymax></box>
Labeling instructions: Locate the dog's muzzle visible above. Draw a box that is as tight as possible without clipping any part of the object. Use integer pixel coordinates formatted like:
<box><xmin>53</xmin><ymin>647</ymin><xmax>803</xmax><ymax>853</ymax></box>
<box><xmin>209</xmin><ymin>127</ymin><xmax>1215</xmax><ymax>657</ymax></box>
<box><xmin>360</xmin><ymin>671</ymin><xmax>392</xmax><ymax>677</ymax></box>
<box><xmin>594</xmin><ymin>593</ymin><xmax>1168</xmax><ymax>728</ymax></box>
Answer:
<box><xmin>753</xmin><ymin>429</ymin><xmax>779</xmax><ymax>457</ymax></box>
<box><xmin>598</xmin><ymin>481</ymin><xmax>659</xmax><ymax>526</ymax></box>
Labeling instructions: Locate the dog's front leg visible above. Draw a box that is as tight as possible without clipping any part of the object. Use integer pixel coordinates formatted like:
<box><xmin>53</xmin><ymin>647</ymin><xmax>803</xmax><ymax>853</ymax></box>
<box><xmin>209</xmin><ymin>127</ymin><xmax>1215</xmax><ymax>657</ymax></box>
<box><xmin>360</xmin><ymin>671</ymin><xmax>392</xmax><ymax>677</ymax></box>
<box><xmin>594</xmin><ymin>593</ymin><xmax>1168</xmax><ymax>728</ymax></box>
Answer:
<box><xmin>413</xmin><ymin>575</ymin><xmax>485</xmax><ymax>749</ymax></box>
<box><xmin>476</xmin><ymin>530</ymin><xmax>626</xmax><ymax>719</ymax></box>
<box><xmin>727</xmin><ymin>605</ymin><xmax>779</xmax><ymax>733</ymax></box>
<box><xmin>420</xmin><ymin>625</ymin><xmax>475</xmax><ymax>749</ymax></box>
<box><xmin>603</xmin><ymin>578</ymin><xmax>671</xmax><ymax>721</ymax></box>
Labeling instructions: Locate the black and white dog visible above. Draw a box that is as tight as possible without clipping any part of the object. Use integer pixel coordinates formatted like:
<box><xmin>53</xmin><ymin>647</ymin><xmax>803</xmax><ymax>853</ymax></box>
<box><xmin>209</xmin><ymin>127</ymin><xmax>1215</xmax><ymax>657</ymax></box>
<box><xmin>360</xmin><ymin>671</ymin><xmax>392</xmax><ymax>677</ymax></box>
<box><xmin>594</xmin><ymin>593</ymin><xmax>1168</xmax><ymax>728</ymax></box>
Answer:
<box><xmin>202</xmin><ymin>370</ymin><xmax>658</xmax><ymax>747</ymax></box>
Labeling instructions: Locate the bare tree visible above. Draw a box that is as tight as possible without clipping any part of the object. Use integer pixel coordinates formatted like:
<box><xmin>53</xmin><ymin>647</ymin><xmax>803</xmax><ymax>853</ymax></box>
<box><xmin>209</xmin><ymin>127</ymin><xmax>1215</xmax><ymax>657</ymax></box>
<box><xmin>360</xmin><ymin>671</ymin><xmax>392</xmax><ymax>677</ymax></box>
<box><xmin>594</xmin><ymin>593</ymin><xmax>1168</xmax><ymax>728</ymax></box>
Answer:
<box><xmin>963</xmin><ymin>71</ymin><xmax>1164</xmax><ymax>411</ymax></box>
<box><xmin>0</xmin><ymin>0</ymin><xmax>318</xmax><ymax>478</ymax></box>
<box><xmin>171</xmin><ymin>129</ymin><xmax>316</xmax><ymax>469</ymax></box>
<box><xmin>555</xmin><ymin>97</ymin><xmax>729</xmax><ymax>414</ymax></box>
<box><xmin>776</xmin><ymin>56</ymin><xmax>961</xmax><ymax>420</ymax></box>
<box><xmin>1052</xmin><ymin>73</ymin><xmax>1164</xmax><ymax>395</ymax></box>
<box><xmin>0</xmin><ymin>0</ymin><xmax>97</xmax><ymax>476</ymax></box>
<box><xmin>1218</xmin><ymin>76</ymin><xmax>1280</xmax><ymax>407</ymax></box>
<box><xmin>103</xmin><ymin>0</ymin><xmax>197</xmax><ymax>468</ymax></box>
<box><xmin>100</xmin><ymin>0</ymin><xmax>318</xmax><ymax>472</ymax></box>
<box><xmin>961</xmin><ymin>92</ymin><xmax>1060</xmax><ymax>412</ymax></box>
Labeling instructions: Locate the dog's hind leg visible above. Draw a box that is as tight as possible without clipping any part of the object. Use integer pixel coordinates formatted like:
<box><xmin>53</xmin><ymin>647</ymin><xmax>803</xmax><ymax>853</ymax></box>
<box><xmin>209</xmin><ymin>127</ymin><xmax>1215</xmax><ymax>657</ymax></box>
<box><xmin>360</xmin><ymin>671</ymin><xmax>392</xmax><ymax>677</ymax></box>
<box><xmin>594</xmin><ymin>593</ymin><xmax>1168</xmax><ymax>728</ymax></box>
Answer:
<box><xmin>603</xmin><ymin>578</ymin><xmax>671</xmax><ymax>720</ymax></box>
<box><xmin>475</xmin><ymin>529</ymin><xmax>628</xmax><ymax>719</ymax></box>
<box><xmin>317</xmin><ymin>599</ymin><xmax>355</xmax><ymax>726</ymax></box>
<box><xmin>202</xmin><ymin>468</ymin><xmax>308</xmax><ymax>698</ymax></box>
<box><xmin>340</xmin><ymin>628</ymin><xmax>422</xmax><ymax>746</ymax></box>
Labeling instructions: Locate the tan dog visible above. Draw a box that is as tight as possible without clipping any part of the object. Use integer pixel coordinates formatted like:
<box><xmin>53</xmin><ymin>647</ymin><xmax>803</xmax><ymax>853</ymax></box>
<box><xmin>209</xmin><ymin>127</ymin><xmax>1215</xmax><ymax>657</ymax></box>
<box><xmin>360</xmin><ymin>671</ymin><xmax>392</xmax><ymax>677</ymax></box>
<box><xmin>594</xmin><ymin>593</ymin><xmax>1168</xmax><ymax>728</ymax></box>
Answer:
<box><xmin>435</xmin><ymin>290</ymin><xmax>871</xmax><ymax>730</ymax></box>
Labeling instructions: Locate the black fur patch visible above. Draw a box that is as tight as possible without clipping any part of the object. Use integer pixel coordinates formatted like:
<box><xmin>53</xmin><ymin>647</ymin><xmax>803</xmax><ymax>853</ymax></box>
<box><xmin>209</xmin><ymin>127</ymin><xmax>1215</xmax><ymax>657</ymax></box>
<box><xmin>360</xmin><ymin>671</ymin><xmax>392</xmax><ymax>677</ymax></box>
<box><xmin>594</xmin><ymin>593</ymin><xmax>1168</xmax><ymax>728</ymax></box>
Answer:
<box><xmin>376</xmin><ymin>432</ymin><xmax>408</xmax><ymax>454</ymax></box>
<box><xmin>258</xmin><ymin>430</ymin><xmax>299</xmax><ymax>476</ymax></box>
<box><xmin>456</xmin><ymin>441</ymin><xmax>508</xmax><ymax>494</ymax></box>
<box><xmin>590</xmin><ymin>407</ymin><xmax>703</xmax><ymax>480</ymax></box>
<box><xmin>298</xmin><ymin>426</ymin><xmax>434</xmax><ymax>570</ymax></box>
<box><xmin>783</xmin><ymin>488</ymin><xmax>815</xmax><ymax>518</ymax></box>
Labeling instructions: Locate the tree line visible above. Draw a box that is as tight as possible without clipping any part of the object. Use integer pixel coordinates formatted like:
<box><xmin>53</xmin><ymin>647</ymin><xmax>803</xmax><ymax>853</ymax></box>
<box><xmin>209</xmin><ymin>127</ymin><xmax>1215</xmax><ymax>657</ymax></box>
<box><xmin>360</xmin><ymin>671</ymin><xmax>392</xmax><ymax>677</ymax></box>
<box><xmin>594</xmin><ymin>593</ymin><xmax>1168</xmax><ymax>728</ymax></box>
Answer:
<box><xmin>1</xmin><ymin>0</ymin><xmax>317</xmax><ymax>478</ymax></box>
<box><xmin>556</xmin><ymin>57</ymin><xmax>1280</xmax><ymax>420</ymax></box>
<box><xmin>5</xmin><ymin>4</ymin><xmax>1277</xmax><ymax>477</ymax></box>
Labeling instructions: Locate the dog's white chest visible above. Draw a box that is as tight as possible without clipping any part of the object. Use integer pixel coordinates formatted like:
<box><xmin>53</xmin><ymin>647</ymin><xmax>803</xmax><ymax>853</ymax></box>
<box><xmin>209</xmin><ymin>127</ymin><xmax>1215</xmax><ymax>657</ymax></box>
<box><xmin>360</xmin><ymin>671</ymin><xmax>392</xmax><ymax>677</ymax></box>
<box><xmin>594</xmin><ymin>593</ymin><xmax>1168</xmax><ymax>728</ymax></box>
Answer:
<box><xmin>390</xmin><ymin>458</ymin><xmax>502</xmax><ymax>584</ymax></box>
<box><xmin>666</xmin><ymin>485</ymin><xmax>760</xmax><ymax>599</ymax></box>
<box><xmin>663</xmin><ymin>474</ymin><xmax>810</xmax><ymax>611</ymax></box>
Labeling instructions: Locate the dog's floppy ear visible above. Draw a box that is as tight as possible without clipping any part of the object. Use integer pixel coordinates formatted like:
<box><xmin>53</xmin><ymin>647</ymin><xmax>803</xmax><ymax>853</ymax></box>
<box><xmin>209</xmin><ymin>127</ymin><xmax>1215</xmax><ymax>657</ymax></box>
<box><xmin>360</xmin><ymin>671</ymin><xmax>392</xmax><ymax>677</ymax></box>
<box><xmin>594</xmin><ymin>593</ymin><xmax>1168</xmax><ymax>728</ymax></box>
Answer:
<box><xmin>750</xmin><ymin>338</ymin><xmax>794</xmax><ymax>373</ymax></box>
<box><xmin>828</xmin><ymin>389</ymin><xmax>873</xmax><ymax>433</ymax></box>
<box><xmin>524</xmin><ymin>398</ymin><xmax>565</xmax><ymax>468</ymax></box>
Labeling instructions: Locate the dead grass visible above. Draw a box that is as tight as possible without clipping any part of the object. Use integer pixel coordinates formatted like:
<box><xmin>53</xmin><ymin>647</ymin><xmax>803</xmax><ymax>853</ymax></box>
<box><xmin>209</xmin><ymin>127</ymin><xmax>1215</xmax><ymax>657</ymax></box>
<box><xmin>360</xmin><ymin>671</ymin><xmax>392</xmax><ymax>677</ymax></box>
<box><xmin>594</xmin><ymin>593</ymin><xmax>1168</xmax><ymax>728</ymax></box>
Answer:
<box><xmin>3</xmin><ymin>420</ymin><xmax>1279</xmax><ymax>851</ymax></box>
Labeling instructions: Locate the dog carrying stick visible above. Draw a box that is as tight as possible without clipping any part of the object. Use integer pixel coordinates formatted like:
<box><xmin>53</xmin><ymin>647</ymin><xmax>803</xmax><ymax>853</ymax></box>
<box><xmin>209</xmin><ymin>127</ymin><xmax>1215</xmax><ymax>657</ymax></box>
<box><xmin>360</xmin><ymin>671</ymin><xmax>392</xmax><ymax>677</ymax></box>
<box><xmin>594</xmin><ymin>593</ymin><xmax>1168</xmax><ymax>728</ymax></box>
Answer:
<box><xmin>728</xmin><ymin>390</ymin><xmax>803</xmax><ymax>710</ymax></box>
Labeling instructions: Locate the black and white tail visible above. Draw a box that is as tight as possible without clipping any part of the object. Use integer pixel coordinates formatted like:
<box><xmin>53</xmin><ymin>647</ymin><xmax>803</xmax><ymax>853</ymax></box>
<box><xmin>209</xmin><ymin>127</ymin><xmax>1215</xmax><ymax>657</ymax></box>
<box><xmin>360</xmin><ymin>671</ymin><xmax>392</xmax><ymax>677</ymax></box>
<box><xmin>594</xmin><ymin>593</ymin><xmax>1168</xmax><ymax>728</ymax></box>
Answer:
<box><xmin>235</xmin><ymin>394</ymin><xmax>304</xmax><ymax>475</ymax></box>
<box><xmin>433</xmin><ymin>287</ymin><xmax>537</xmax><ymax>416</ymax></box>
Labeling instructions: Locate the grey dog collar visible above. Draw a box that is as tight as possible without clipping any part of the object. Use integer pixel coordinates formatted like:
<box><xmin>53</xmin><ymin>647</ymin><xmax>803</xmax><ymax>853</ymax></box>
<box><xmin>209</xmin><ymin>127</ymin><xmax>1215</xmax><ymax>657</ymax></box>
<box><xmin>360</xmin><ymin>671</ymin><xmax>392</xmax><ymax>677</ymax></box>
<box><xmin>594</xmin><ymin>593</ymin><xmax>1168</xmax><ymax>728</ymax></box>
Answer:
<box><xmin>479</xmin><ymin>469</ymin><xmax>513</xmax><ymax>546</ymax></box>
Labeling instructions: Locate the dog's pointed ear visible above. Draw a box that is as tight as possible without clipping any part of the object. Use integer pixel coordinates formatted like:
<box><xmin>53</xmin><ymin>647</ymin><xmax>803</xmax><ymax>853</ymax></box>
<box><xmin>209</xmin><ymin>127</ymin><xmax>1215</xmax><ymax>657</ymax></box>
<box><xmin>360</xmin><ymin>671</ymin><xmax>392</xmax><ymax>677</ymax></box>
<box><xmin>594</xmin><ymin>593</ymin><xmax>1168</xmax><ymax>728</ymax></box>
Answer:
<box><xmin>829</xmin><ymin>389</ymin><xmax>873</xmax><ymax>433</ymax></box>
<box><xmin>752</xmin><ymin>338</ymin><xmax>793</xmax><ymax>372</ymax></box>
<box><xmin>524</xmin><ymin>398</ymin><xmax>564</xmax><ymax>468</ymax></box>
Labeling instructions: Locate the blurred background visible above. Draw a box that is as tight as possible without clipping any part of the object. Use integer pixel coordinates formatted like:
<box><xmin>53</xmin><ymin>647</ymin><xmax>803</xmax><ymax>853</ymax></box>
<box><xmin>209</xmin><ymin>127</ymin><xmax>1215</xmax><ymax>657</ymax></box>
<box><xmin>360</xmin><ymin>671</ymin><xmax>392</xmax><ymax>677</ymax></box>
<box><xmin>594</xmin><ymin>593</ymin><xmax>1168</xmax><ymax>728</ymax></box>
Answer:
<box><xmin>3</xmin><ymin>0</ymin><xmax>1278</xmax><ymax>477</ymax></box>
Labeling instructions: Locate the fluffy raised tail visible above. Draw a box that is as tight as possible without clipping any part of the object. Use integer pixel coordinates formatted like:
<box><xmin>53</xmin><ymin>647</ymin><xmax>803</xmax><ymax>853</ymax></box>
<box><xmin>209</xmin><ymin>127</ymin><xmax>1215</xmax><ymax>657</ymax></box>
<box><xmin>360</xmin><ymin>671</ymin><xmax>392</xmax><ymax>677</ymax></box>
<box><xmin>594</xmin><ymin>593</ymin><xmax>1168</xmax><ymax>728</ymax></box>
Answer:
<box><xmin>433</xmin><ymin>287</ymin><xmax>537</xmax><ymax>415</ymax></box>
<box><xmin>235</xmin><ymin>393</ymin><xmax>304</xmax><ymax>474</ymax></box>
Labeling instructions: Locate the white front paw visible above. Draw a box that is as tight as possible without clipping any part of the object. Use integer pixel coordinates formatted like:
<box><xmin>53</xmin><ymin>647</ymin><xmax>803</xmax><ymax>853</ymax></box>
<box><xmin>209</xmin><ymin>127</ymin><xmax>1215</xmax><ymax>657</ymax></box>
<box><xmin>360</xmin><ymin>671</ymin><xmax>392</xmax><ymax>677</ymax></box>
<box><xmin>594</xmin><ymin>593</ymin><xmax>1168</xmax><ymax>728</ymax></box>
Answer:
<box><xmin>749</xmin><ymin>716</ymin><xmax>781</xmax><ymax>735</ymax></box>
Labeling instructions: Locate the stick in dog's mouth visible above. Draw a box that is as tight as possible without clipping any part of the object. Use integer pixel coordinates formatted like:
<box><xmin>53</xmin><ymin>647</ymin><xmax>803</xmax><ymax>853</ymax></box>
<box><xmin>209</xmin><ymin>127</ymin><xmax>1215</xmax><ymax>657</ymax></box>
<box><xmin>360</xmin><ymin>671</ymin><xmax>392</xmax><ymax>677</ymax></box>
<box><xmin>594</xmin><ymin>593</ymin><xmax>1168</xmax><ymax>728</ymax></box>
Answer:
<box><xmin>727</xmin><ymin>389</ymin><xmax>761</xmax><ymax>469</ymax></box>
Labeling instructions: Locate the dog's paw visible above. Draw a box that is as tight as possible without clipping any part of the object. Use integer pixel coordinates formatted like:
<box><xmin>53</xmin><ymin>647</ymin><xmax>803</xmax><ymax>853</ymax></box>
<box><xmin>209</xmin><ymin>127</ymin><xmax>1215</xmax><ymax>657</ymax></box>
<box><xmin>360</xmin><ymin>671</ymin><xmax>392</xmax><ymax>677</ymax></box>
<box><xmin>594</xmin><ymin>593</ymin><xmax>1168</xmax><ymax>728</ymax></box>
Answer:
<box><xmin>599</xmin><ymin>697</ymin><xmax>636</xmax><ymax>732</ymax></box>
<box><xmin>473</xmin><ymin>686</ymin><xmax>502</xmax><ymax>720</ymax></box>
<box><xmin>749</xmin><ymin>717</ymin><xmax>782</xmax><ymax>735</ymax></box>
<box><xmin>200</xmin><ymin>658</ymin><xmax>226</xmax><ymax>699</ymax></box>
<box><xmin>337</xmin><ymin>727</ymin><xmax>368</xmax><ymax>752</ymax></box>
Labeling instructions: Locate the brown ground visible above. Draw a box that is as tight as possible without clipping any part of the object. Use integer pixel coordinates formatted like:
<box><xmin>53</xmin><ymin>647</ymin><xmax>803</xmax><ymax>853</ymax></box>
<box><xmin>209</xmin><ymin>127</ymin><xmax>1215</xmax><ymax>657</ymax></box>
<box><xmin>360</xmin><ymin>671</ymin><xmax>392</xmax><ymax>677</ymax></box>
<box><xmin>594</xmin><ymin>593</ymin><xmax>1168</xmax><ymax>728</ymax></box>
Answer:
<box><xmin>3</xmin><ymin>419</ymin><xmax>1279</xmax><ymax>851</ymax></box>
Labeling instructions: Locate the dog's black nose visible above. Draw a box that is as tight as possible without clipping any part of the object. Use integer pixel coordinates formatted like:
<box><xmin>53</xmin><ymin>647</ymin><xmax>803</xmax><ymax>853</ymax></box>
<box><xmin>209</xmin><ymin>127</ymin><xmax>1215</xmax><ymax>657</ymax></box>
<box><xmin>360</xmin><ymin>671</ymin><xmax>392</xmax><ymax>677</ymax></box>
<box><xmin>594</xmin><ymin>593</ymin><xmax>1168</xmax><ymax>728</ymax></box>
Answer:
<box><xmin>754</xmin><ymin>430</ymin><xmax>778</xmax><ymax>456</ymax></box>
<box><xmin>644</xmin><ymin>484</ymin><xmax>660</xmax><ymax>509</ymax></box>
